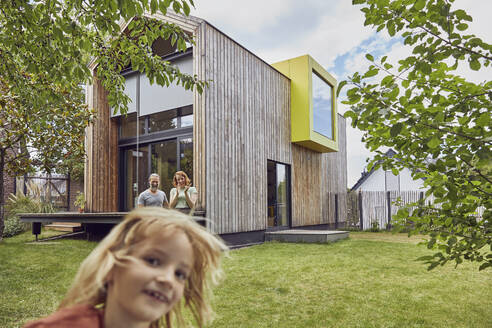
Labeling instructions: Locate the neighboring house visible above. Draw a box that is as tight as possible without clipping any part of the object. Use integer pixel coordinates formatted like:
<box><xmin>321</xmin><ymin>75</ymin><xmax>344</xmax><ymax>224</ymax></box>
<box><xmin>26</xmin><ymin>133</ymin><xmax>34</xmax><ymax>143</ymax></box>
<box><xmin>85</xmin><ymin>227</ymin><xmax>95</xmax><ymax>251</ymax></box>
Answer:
<box><xmin>85</xmin><ymin>12</ymin><xmax>348</xmax><ymax>244</ymax></box>
<box><xmin>351</xmin><ymin>149</ymin><xmax>425</xmax><ymax>192</ymax></box>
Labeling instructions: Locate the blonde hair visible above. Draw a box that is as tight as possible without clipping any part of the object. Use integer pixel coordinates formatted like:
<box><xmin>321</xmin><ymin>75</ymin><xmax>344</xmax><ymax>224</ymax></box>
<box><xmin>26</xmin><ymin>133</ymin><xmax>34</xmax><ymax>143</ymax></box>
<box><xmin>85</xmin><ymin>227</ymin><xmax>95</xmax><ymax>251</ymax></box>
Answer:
<box><xmin>172</xmin><ymin>171</ymin><xmax>191</xmax><ymax>187</ymax></box>
<box><xmin>60</xmin><ymin>207</ymin><xmax>227</xmax><ymax>328</ymax></box>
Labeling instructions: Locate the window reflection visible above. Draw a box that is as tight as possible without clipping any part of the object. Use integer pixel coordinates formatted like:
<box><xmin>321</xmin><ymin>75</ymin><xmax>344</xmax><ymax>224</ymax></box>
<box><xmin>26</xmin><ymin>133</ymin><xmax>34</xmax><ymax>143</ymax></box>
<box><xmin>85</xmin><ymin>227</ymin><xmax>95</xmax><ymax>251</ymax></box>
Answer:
<box><xmin>179</xmin><ymin>138</ymin><xmax>193</xmax><ymax>183</ymax></box>
<box><xmin>312</xmin><ymin>72</ymin><xmax>333</xmax><ymax>139</ymax></box>
<box><xmin>149</xmin><ymin>110</ymin><xmax>178</xmax><ymax>133</ymax></box>
<box><xmin>181</xmin><ymin>114</ymin><xmax>193</xmax><ymax>127</ymax></box>
<box><xmin>120</xmin><ymin>113</ymin><xmax>145</xmax><ymax>139</ymax></box>
<box><xmin>151</xmin><ymin>140</ymin><xmax>177</xmax><ymax>197</ymax></box>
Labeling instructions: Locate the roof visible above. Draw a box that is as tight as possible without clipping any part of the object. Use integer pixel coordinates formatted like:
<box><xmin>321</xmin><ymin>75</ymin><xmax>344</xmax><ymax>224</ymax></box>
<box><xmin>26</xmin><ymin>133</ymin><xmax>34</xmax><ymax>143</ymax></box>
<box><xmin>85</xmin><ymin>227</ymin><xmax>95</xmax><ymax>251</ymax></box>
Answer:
<box><xmin>350</xmin><ymin>148</ymin><xmax>397</xmax><ymax>192</ymax></box>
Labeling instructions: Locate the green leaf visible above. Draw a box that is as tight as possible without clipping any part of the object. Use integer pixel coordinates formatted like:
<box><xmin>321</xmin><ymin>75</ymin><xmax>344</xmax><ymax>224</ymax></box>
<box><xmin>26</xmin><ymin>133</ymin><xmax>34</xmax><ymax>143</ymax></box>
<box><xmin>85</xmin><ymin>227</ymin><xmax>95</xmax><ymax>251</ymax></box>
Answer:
<box><xmin>390</xmin><ymin>123</ymin><xmax>403</xmax><ymax>137</ymax></box>
<box><xmin>150</xmin><ymin>0</ymin><xmax>157</xmax><ymax>13</ymax></box>
<box><xmin>336</xmin><ymin>80</ymin><xmax>347</xmax><ymax>98</ymax></box>
<box><xmin>159</xmin><ymin>1</ymin><xmax>168</xmax><ymax>15</ymax></box>
<box><xmin>469</xmin><ymin>59</ymin><xmax>481</xmax><ymax>71</ymax></box>
<box><xmin>414</xmin><ymin>0</ymin><xmax>426</xmax><ymax>11</ymax></box>
<box><xmin>182</xmin><ymin>1</ymin><xmax>190</xmax><ymax>15</ymax></box>
<box><xmin>479</xmin><ymin>262</ymin><xmax>491</xmax><ymax>271</ymax></box>
<box><xmin>363</xmin><ymin>67</ymin><xmax>379</xmax><ymax>78</ymax></box>
<box><xmin>365</xmin><ymin>53</ymin><xmax>374</xmax><ymax>61</ymax></box>
<box><xmin>456</xmin><ymin>23</ymin><xmax>468</xmax><ymax>31</ymax></box>
<box><xmin>427</xmin><ymin>137</ymin><xmax>440</xmax><ymax>149</ymax></box>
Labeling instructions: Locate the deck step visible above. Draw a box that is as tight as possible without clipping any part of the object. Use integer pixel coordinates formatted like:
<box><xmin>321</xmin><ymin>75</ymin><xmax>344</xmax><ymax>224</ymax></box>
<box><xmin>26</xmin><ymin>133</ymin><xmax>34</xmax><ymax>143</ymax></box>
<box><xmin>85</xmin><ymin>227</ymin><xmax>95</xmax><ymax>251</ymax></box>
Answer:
<box><xmin>45</xmin><ymin>222</ymin><xmax>83</xmax><ymax>232</ymax></box>
<box><xmin>265</xmin><ymin>229</ymin><xmax>349</xmax><ymax>243</ymax></box>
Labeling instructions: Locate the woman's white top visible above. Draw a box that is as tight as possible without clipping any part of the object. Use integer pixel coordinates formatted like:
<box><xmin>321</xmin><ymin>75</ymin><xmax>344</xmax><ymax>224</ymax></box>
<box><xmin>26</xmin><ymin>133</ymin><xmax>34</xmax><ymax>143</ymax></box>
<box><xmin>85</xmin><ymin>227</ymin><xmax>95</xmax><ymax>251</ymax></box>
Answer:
<box><xmin>170</xmin><ymin>187</ymin><xmax>197</xmax><ymax>209</ymax></box>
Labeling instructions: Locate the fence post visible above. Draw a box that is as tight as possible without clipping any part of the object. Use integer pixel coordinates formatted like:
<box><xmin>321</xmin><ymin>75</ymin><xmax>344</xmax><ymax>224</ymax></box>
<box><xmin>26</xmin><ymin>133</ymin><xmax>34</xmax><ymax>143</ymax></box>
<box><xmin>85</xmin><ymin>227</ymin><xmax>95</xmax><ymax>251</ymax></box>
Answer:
<box><xmin>334</xmin><ymin>193</ymin><xmax>339</xmax><ymax>229</ymax></box>
<box><xmin>23</xmin><ymin>174</ymin><xmax>27</xmax><ymax>195</ymax></box>
<box><xmin>358</xmin><ymin>191</ymin><xmax>363</xmax><ymax>230</ymax></box>
<box><xmin>67</xmin><ymin>173</ymin><xmax>71</xmax><ymax>211</ymax></box>
<box><xmin>386</xmin><ymin>191</ymin><xmax>391</xmax><ymax>230</ymax></box>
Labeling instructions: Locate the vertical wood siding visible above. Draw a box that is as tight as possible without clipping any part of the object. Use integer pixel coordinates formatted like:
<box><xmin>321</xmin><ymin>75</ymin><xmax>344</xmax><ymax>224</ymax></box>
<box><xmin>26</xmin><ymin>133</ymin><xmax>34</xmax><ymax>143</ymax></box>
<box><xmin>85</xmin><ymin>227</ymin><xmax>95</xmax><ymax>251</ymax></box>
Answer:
<box><xmin>85</xmin><ymin>79</ymin><xmax>118</xmax><ymax>212</ymax></box>
<box><xmin>193</xmin><ymin>21</ymin><xmax>206</xmax><ymax>211</ymax></box>
<box><xmin>203</xmin><ymin>24</ymin><xmax>292</xmax><ymax>234</ymax></box>
<box><xmin>291</xmin><ymin>115</ymin><xmax>347</xmax><ymax>227</ymax></box>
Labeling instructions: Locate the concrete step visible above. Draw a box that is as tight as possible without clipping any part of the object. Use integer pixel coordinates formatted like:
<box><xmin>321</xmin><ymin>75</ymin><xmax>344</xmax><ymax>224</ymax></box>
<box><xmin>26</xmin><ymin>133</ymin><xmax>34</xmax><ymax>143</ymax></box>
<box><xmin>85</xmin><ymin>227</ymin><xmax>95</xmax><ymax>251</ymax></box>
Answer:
<box><xmin>265</xmin><ymin>229</ymin><xmax>349</xmax><ymax>243</ymax></box>
<box><xmin>44</xmin><ymin>222</ymin><xmax>83</xmax><ymax>232</ymax></box>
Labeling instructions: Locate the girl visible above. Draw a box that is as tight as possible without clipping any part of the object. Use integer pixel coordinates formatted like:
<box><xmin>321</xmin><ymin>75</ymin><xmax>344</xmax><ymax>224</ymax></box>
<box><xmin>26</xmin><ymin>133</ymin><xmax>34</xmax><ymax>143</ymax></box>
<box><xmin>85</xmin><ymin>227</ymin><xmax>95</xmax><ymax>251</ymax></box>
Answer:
<box><xmin>24</xmin><ymin>207</ymin><xmax>227</xmax><ymax>328</ymax></box>
<box><xmin>169</xmin><ymin>171</ymin><xmax>197</xmax><ymax>210</ymax></box>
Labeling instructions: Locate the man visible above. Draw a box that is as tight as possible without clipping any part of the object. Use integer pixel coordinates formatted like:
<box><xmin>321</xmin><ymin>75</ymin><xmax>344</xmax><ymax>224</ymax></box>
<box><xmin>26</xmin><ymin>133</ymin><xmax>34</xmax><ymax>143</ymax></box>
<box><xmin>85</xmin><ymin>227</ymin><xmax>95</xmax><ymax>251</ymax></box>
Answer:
<box><xmin>137</xmin><ymin>173</ymin><xmax>169</xmax><ymax>208</ymax></box>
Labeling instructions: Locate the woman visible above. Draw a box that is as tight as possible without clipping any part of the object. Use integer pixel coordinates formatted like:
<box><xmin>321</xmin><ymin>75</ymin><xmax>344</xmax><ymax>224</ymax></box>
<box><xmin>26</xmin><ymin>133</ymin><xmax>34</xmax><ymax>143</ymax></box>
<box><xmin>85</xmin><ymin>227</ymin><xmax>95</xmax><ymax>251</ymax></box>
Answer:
<box><xmin>169</xmin><ymin>171</ymin><xmax>197</xmax><ymax>210</ymax></box>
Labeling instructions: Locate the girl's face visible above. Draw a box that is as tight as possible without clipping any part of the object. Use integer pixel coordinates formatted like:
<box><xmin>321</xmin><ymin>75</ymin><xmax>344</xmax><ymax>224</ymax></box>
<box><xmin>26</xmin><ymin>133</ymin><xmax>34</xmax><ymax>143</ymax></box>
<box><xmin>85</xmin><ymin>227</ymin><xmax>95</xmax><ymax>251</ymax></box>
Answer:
<box><xmin>105</xmin><ymin>230</ymin><xmax>194</xmax><ymax>327</ymax></box>
<box><xmin>176</xmin><ymin>175</ymin><xmax>186</xmax><ymax>187</ymax></box>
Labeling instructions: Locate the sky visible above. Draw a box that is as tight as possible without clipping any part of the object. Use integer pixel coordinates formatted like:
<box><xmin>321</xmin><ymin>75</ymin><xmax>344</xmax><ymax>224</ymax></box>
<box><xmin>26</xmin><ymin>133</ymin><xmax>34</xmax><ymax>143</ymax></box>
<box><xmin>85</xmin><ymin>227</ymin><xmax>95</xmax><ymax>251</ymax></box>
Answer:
<box><xmin>190</xmin><ymin>0</ymin><xmax>491</xmax><ymax>188</ymax></box>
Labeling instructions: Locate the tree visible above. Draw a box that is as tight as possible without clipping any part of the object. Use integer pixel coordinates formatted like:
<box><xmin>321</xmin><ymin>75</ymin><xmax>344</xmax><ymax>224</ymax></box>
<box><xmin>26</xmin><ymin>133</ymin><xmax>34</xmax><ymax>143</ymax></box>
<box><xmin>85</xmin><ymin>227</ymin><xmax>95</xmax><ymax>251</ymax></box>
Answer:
<box><xmin>341</xmin><ymin>0</ymin><xmax>491</xmax><ymax>270</ymax></box>
<box><xmin>0</xmin><ymin>0</ymin><xmax>204</xmax><ymax>240</ymax></box>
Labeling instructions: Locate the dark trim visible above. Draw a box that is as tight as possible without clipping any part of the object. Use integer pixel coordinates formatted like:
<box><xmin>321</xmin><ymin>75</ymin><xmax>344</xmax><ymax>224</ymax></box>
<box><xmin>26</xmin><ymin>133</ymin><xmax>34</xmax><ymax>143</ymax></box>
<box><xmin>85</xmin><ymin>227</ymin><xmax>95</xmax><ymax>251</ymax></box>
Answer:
<box><xmin>219</xmin><ymin>230</ymin><xmax>265</xmax><ymax>247</ymax></box>
<box><xmin>292</xmin><ymin>222</ymin><xmax>346</xmax><ymax>230</ymax></box>
<box><xmin>266</xmin><ymin>159</ymin><xmax>292</xmax><ymax>229</ymax></box>
<box><xmin>118</xmin><ymin>126</ymin><xmax>193</xmax><ymax>147</ymax></box>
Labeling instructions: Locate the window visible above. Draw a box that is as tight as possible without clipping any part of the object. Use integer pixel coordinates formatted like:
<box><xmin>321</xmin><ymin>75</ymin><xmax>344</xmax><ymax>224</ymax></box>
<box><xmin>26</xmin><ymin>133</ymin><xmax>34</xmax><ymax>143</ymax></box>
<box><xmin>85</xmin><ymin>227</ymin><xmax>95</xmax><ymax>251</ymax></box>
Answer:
<box><xmin>119</xmin><ymin>105</ymin><xmax>193</xmax><ymax>139</ymax></box>
<box><xmin>120</xmin><ymin>113</ymin><xmax>145</xmax><ymax>139</ymax></box>
<box><xmin>312</xmin><ymin>71</ymin><xmax>333</xmax><ymax>140</ymax></box>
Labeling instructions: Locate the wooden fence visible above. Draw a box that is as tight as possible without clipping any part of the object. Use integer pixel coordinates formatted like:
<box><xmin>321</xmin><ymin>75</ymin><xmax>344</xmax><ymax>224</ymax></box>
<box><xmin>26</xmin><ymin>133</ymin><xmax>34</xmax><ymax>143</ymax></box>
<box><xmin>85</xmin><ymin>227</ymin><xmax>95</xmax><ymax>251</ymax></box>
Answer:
<box><xmin>347</xmin><ymin>190</ymin><xmax>429</xmax><ymax>230</ymax></box>
<box><xmin>18</xmin><ymin>174</ymin><xmax>70</xmax><ymax>210</ymax></box>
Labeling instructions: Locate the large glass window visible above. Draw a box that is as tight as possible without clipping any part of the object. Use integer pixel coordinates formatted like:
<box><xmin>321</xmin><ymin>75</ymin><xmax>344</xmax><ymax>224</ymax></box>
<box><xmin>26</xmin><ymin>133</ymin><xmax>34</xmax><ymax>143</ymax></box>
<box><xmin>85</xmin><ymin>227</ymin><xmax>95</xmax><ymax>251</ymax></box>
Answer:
<box><xmin>151</xmin><ymin>140</ymin><xmax>178</xmax><ymax>197</ymax></box>
<box><xmin>120</xmin><ymin>113</ymin><xmax>145</xmax><ymax>139</ymax></box>
<box><xmin>312</xmin><ymin>71</ymin><xmax>334</xmax><ymax>139</ymax></box>
<box><xmin>119</xmin><ymin>106</ymin><xmax>193</xmax><ymax>139</ymax></box>
<box><xmin>149</xmin><ymin>109</ymin><xmax>178</xmax><ymax>133</ymax></box>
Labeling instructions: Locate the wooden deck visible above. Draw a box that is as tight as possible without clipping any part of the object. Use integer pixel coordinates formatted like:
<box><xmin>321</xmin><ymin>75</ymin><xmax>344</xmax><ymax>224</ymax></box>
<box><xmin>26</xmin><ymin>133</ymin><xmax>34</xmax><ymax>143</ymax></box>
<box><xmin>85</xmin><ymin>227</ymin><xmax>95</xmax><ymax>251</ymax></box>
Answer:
<box><xmin>19</xmin><ymin>211</ymin><xmax>206</xmax><ymax>241</ymax></box>
<box><xmin>265</xmin><ymin>229</ymin><xmax>349</xmax><ymax>243</ymax></box>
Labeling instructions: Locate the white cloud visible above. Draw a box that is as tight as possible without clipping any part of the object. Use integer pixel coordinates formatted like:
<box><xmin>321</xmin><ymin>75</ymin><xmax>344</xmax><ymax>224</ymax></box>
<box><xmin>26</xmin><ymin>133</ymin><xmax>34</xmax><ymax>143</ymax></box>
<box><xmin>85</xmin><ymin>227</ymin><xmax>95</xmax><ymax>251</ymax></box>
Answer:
<box><xmin>192</xmin><ymin>0</ymin><xmax>295</xmax><ymax>34</ymax></box>
<box><xmin>189</xmin><ymin>0</ymin><xmax>491</xmax><ymax>188</ymax></box>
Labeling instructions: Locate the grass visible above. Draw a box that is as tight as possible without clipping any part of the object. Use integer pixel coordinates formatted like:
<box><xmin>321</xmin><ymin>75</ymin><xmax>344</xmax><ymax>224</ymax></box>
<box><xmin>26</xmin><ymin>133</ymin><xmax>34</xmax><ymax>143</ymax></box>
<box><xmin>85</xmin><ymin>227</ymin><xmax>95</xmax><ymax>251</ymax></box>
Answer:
<box><xmin>1</xmin><ymin>231</ymin><xmax>491</xmax><ymax>327</ymax></box>
<box><xmin>0</xmin><ymin>229</ymin><xmax>97</xmax><ymax>327</ymax></box>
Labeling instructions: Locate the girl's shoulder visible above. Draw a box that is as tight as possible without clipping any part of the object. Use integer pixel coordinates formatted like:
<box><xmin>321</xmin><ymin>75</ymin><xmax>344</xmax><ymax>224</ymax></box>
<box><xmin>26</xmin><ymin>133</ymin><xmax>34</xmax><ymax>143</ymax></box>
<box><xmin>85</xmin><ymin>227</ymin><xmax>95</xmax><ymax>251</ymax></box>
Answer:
<box><xmin>23</xmin><ymin>304</ymin><xmax>103</xmax><ymax>328</ymax></box>
<box><xmin>189</xmin><ymin>186</ymin><xmax>197</xmax><ymax>193</ymax></box>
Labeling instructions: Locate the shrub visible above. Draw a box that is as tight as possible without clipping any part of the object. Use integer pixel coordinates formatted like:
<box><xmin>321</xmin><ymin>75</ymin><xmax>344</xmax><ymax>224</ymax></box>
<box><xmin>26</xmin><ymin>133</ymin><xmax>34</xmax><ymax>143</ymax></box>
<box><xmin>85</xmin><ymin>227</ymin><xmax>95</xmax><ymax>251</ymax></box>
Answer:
<box><xmin>3</xmin><ymin>182</ymin><xmax>55</xmax><ymax>238</ymax></box>
<box><xmin>369</xmin><ymin>220</ymin><xmax>380</xmax><ymax>232</ymax></box>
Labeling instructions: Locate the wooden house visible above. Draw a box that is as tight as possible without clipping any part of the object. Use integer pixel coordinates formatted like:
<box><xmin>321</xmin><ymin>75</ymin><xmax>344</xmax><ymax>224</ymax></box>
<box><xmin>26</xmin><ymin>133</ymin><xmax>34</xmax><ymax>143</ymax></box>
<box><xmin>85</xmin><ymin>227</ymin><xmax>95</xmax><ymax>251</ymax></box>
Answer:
<box><xmin>85</xmin><ymin>12</ymin><xmax>347</xmax><ymax>244</ymax></box>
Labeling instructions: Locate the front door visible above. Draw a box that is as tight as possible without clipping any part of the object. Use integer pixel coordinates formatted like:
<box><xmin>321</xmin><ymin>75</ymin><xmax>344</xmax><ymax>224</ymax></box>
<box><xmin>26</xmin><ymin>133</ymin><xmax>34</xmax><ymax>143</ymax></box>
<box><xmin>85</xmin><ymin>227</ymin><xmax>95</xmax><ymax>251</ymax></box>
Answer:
<box><xmin>267</xmin><ymin>160</ymin><xmax>291</xmax><ymax>228</ymax></box>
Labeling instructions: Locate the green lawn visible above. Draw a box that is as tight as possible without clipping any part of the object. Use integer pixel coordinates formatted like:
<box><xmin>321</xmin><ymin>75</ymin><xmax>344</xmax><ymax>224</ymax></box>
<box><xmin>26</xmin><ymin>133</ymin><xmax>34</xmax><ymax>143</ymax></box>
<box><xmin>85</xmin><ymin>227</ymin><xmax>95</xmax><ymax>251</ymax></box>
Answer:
<box><xmin>1</xmin><ymin>231</ymin><xmax>491</xmax><ymax>327</ymax></box>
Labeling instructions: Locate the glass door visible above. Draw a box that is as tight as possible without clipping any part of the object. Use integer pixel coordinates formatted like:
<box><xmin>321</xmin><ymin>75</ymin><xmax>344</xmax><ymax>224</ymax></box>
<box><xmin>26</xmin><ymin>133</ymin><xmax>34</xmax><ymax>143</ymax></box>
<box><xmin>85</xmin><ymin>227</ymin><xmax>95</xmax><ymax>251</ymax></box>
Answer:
<box><xmin>151</xmin><ymin>139</ymin><xmax>178</xmax><ymax>198</ymax></box>
<box><xmin>267</xmin><ymin>160</ymin><xmax>291</xmax><ymax>228</ymax></box>
<box><xmin>123</xmin><ymin>145</ymin><xmax>150</xmax><ymax>210</ymax></box>
<box><xmin>121</xmin><ymin>137</ymin><xmax>193</xmax><ymax>211</ymax></box>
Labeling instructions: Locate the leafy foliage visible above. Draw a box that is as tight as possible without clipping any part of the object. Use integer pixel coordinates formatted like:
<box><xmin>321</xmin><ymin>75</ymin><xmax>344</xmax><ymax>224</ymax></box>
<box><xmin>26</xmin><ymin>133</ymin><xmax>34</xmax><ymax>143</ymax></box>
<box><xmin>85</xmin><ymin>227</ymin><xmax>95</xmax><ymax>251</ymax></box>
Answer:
<box><xmin>3</xmin><ymin>183</ymin><xmax>55</xmax><ymax>238</ymax></box>
<box><xmin>342</xmin><ymin>0</ymin><xmax>491</xmax><ymax>269</ymax></box>
<box><xmin>0</xmin><ymin>0</ymin><xmax>203</xmax><ymax>240</ymax></box>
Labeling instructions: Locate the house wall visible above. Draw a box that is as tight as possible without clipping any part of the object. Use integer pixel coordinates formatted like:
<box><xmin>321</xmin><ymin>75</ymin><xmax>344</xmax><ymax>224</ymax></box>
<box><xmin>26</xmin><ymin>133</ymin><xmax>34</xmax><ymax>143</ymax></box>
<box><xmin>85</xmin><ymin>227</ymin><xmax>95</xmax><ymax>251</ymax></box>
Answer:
<box><xmin>201</xmin><ymin>23</ymin><xmax>292</xmax><ymax>234</ymax></box>
<box><xmin>201</xmin><ymin>24</ymin><xmax>347</xmax><ymax>234</ymax></box>
<box><xmin>85</xmin><ymin>78</ymin><xmax>119</xmax><ymax>212</ymax></box>
<box><xmin>291</xmin><ymin>114</ymin><xmax>347</xmax><ymax>227</ymax></box>
<box><xmin>355</xmin><ymin>167</ymin><xmax>424</xmax><ymax>192</ymax></box>
<box><xmin>399</xmin><ymin>169</ymin><xmax>425</xmax><ymax>190</ymax></box>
